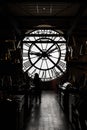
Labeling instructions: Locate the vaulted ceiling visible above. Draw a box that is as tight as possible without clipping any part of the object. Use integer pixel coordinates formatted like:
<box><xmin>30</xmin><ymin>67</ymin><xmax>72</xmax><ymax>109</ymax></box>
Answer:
<box><xmin>0</xmin><ymin>1</ymin><xmax>87</xmax><ymax>44</ymax></box>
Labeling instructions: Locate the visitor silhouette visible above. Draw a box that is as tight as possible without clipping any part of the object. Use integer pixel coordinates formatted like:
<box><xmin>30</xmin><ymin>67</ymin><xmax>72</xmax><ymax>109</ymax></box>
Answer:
<box><xmin>33</xmin><ymin>73</ymin><xmax>42</xmax><ymax>104</ymax></box>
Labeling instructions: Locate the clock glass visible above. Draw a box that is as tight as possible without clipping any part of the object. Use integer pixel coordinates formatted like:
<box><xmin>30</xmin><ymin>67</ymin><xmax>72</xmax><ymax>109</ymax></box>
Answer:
<box><xmin>22</xmin><ymin>29</ymin><xmax>66</xmax><ymax>81</ymax></box>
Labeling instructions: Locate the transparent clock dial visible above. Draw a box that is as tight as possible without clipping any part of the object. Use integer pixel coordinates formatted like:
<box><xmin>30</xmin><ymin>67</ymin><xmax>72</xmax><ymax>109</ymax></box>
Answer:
<box><xmin>22</xmin><ymin>29</ymin><xmax>66</xmax><ymax>81</ymax></box>
<box><xmin>28</xmin><ymin>38</ymin><xmax>61</xmax><ymax>70</ymax></box>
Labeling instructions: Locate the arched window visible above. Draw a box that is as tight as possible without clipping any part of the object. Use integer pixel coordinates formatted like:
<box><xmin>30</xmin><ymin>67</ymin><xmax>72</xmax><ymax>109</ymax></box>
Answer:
<box><xmin>22</xmin><ymin>29</ymin><xmax>66</xmax><ymax>81</ymax></box>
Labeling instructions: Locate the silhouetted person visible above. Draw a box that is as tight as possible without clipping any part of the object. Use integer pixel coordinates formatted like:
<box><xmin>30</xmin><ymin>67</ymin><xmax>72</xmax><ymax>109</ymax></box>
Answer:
<box><xmin>77</xmin><ymin>82</ymin><xmax>87</xmax><ymax>130</ymax></box>
<box><xmin>33</xmin><ymin>73</ymin><xmax>42</xmax><ymax>104</ymax></box>
<box><xmin>75</xmin><ymin>75</ymin><xmax>87</xmax><ymax>130</ymax></box>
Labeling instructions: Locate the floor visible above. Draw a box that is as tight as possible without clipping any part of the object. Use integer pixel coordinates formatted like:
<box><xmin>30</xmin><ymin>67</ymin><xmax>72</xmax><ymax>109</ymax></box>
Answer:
<box><xmin>24</xmin><ymin>91</ymin><xmax>73</xmax><ymax>130</ymax></box>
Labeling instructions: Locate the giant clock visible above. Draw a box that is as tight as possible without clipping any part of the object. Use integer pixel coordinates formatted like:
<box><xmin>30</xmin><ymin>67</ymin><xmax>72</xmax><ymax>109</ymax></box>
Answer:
<box><xmin>22</xmin><ymin>29</ymin><xmax>66</xmax><ymax>81</ymax></box>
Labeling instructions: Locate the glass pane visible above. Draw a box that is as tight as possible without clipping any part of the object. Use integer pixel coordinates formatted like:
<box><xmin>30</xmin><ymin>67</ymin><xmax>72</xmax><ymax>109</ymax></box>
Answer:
<box><xmin>22</xmin><ymin>29</ymin><xmax>66</xmax><ymax>81</ymax></box>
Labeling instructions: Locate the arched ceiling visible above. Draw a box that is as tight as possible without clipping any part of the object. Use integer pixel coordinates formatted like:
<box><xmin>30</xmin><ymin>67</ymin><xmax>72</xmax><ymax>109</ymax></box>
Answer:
<box><xmin>0</xmin><ymin>1</ymin><xmax>87</xmax><ymax>44</ymax></box>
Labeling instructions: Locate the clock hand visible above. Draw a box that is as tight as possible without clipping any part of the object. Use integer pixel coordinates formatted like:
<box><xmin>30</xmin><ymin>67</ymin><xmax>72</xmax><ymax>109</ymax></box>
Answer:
<box><xmin>30</xmin><ymin>52</ymin><xmax>41</xmax><ymax>56</ymax></box>
<box><xmin>47</xmin><ymin>47</ymin><xmax>58</xmax><ymax>54</ymax></box>
<box><xmin>47</xmin><ymin>56</ymin><xmax>64</xmax><ymax>74</ymax></box>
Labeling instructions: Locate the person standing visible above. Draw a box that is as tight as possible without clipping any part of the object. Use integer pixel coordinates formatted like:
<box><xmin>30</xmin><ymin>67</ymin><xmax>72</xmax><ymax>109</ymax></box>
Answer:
<box><xmin>33</xmin><ymin>73</ymin><xmax>42</xmax><ymax>104</ymax></box>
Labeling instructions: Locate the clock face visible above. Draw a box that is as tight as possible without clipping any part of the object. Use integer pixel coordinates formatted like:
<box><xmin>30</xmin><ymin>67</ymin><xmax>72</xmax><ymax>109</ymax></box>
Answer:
<box><xmin>22</xmin><ymin>29</ymin><xmax>66</xmax><ymax>81</ymax></box>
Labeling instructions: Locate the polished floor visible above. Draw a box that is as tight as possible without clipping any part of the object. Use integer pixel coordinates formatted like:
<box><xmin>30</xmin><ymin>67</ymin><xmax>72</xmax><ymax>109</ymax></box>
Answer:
<box><xmin>24</xmin><ymin>91</ymin><xmax>73</xmax><ymax>130</ymax></box>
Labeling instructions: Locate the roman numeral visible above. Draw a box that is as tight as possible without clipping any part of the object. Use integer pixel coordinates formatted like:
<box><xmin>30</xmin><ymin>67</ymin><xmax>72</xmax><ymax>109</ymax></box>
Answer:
<box><xmin>24</xmin><ymin>43</ymin><xmax>31</xmax><ymax>48</ymax></box>
<box><xmin>23</xmin><ymin>52</ymin><xmax>28</xmax><ymax>57</ymax></box>
<box><xmin>23</xmin><ymin>60</ymin><xmax>31</xmax><ymax>69</ymax></box>
<box><xmin>53</xmin><ymin>68</ymin><xmax>59</xmax><ymax>77</ymax></box>
<box><xmin>58</xmin><ymin>61</ymin><xmax>66</xmax><ymax>69</ymax></box>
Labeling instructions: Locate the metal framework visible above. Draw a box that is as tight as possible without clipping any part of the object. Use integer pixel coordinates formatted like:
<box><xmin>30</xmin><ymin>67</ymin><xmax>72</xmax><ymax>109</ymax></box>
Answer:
<box><xmin>22</xmin><ymin>29</ymin><xmax>66</xmax><ymax>81</ymax></box>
